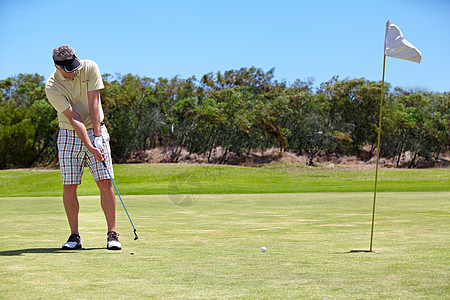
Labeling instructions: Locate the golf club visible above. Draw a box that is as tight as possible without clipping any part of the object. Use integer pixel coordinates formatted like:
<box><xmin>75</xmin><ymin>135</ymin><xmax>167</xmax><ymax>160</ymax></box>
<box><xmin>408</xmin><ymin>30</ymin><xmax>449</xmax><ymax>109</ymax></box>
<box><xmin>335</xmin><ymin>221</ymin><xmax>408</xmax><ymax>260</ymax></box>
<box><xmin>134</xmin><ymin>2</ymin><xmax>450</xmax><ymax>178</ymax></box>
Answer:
<box><xmin>102</xmin><ymin>160</ymin><xmax>138</xmax><ymax>240</ymax></box>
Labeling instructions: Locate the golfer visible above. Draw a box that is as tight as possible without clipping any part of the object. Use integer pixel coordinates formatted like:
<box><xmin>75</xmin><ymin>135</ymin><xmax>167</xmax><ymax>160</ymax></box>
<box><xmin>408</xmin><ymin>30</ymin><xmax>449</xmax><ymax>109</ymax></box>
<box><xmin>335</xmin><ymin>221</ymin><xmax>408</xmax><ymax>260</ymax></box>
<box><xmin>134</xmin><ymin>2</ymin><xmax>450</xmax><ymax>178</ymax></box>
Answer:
<box><xmin>45</xmin><ymin>45</ymin><xmax>121</xmax><ymax>250</ymax></box>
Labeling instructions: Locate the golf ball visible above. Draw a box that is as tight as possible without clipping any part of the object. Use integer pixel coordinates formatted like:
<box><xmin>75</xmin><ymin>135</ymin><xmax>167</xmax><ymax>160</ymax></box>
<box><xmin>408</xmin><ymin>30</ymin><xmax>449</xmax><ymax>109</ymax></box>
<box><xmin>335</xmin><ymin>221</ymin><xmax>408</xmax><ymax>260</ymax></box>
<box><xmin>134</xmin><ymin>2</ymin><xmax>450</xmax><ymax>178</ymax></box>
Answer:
<box><xmin>261</xmin><ymin>247</ymin><xmax>266</xmax><ymax>252</ymax></box>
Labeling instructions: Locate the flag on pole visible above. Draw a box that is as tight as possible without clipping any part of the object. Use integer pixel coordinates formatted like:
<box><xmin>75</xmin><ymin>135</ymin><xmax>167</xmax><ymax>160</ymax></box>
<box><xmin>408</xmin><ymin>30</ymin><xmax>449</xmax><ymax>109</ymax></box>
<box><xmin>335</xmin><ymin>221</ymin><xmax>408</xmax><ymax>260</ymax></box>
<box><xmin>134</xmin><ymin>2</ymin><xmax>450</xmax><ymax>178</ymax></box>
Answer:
<box><xmin>370</xmin><ymin>20</ymin><xmax>422</xmax><ymax>252</ymax></box>
<box><xmin>384</xmin><ymin>20</ymin><xmax>422</xmax><ymax>63</ymax></box>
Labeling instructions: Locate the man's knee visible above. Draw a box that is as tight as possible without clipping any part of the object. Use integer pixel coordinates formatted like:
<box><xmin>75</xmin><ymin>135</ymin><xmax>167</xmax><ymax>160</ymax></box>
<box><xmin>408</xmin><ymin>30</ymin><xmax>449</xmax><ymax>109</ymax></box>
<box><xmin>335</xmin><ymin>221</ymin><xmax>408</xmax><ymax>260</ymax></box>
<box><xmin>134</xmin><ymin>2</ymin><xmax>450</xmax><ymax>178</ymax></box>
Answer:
<box><xmin>96</xmin><ymin>179</ymin><xmax>113</xmax><ymax>191</ymax></box>
<box><xmin>63</xmin><ymin>184</ymin><xmax>78</xmax><ymax>194</ymax></box>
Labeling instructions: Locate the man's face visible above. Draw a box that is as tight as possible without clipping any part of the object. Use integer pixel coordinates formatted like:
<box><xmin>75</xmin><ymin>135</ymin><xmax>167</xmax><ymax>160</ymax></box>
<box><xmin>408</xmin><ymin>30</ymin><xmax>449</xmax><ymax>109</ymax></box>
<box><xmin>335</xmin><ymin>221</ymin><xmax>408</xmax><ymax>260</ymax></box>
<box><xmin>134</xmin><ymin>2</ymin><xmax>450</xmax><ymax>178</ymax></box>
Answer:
<box><xmin>56</xmin><ymin>65</ymin><xmax>77</xmax><ymax>80</ymax></box>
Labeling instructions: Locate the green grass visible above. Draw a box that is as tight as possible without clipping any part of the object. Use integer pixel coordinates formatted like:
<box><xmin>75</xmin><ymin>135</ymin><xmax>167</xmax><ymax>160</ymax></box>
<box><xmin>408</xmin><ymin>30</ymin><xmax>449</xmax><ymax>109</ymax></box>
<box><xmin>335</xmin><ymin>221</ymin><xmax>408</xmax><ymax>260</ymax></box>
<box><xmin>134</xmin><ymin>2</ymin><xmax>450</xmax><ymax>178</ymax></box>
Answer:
<box><xmin>0</xmin><ymin>164</ymin><xmax>449</xmax><ymax>298</ymax></box>
<box><xmin>0</xmin><ymin>164</ymin><xmax>448</xmax><ymax>196</ymax></box>
<box><xmin>0</xmin><ymin>192</ymin><xmax>449</xmax><ymax>299</ymax></box>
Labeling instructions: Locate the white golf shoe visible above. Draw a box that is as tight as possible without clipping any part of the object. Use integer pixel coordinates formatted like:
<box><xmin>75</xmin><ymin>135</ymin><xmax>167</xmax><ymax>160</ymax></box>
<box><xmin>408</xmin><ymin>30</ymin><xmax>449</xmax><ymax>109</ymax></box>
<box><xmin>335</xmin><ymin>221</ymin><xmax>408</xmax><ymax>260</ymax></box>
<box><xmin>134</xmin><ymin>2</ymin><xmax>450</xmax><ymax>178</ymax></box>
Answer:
<box><xmin>61</xmin><ymin>234</ymin><xmax>82</xmax><ymax>250</ymax></box>
<box><xmin>107</xmin><ymin>231</ymin><xmax>122</xmax><ymax>250</ymax></box>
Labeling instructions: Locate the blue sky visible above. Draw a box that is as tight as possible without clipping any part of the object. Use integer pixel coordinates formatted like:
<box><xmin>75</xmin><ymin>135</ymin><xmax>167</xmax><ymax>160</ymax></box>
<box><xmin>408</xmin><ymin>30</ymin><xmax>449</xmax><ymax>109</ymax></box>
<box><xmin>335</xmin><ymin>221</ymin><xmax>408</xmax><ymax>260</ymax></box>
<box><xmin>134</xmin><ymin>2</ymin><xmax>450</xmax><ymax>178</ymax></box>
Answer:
<box><xmin>1</xmin><ymin>0</ymin><xmax>449</xmax><ymax>92</ymax></box>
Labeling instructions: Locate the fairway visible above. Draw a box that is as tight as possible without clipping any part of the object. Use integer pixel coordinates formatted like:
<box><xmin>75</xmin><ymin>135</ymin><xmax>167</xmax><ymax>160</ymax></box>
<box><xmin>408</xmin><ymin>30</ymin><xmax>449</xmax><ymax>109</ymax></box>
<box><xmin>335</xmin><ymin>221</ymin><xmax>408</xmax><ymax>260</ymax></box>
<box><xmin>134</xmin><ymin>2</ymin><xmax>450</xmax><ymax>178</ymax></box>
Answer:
<box><xmin>1</xmin><ymin>191</ymin><xmax>448</xmax><ymax>299</ymax></box>
<box><xmin>1</xmin><ymin>164</ymin><xmax>449</xmax><ymax>197</ymax></box>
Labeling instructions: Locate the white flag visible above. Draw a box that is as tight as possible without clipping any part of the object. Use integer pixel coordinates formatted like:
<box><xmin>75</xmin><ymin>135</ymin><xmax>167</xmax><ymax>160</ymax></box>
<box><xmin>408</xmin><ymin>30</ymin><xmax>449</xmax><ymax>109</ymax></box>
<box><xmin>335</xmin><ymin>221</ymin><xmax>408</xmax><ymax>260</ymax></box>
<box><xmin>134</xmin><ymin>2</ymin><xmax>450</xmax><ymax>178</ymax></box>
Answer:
<box><xmin>384</xmin><ymin>20</ymin><xmax>422</xmax><ymax>63</ymax></box>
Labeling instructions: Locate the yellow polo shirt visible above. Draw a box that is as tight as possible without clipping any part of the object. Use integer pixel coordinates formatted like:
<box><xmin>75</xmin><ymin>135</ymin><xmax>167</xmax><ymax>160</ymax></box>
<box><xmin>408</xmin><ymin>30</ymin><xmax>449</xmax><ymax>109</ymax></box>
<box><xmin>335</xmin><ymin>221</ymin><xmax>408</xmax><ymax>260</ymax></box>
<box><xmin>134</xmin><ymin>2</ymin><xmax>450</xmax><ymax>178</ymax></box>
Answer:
<box><xmin>45</xmin><ymin>60</ymin><xmax>105</xmax><ymax>130</ymax></box>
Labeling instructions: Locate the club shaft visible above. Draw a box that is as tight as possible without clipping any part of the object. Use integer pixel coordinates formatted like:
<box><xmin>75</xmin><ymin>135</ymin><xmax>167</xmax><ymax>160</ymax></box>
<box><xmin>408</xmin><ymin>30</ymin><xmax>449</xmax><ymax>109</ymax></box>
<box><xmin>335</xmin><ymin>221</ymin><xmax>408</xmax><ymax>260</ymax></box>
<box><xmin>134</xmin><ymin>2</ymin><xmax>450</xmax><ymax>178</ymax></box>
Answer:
<box><xmin>102</xmin><ymin>161</ymin><xmax>137</xmax><ymax>232</ymax></box>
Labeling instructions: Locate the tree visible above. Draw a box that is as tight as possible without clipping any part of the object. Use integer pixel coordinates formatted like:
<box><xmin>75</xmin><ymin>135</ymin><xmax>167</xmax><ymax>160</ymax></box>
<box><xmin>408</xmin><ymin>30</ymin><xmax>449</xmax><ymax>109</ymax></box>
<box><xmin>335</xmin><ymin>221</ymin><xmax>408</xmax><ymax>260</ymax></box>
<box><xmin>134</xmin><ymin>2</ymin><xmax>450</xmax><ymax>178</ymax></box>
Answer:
<box><xmin>0</xmin><ymin>101</ymin><xmax>35</xmax><ymax>168</ymax></box>
<box><xmin>382</xmin><ymin>90</ymin><xmax>450</xmax><ymax>167</ymax></box>
<box><xmin>0</xmin><ymin>74</ymin><xmax>57</xmax><ymax>168</ymax></box>
<box><xmin>27</xmin><ymin>99</ymin><xmax>59</xmax><ymax>165</ymax></box>
<box><xmin>102</xmin><ymin>74</ymin><xmax>160</xmax><ymax>161</ymax></box>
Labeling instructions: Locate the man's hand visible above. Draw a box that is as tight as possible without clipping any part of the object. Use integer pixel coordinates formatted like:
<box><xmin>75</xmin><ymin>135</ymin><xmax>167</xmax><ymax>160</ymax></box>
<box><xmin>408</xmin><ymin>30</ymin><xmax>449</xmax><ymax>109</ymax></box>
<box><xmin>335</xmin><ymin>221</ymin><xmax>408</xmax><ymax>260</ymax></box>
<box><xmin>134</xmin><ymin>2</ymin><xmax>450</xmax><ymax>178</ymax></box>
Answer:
<box><xmin>92</xmin><ymin>136</ymin><xmax>105</xmax><ymax>162</ymax></box>
<box><xmin>94</xmin><ymin>136</ymin><xmax>104</xmax><ymax>151</ymax></box>
<box><xmin>90</xmin><ymin>146</ymin><xmax>105</xmax><ymax>162</ymax></box>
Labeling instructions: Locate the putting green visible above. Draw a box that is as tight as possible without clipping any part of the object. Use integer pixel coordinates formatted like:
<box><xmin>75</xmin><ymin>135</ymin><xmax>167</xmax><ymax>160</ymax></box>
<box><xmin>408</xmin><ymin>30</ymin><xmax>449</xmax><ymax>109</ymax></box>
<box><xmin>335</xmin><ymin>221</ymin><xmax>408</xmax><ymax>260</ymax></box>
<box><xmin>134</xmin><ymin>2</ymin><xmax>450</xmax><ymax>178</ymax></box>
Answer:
<box><xmin>1</xmin><ymin>192</ymin><xmax>448</xmax><ymax>299</ymax></box>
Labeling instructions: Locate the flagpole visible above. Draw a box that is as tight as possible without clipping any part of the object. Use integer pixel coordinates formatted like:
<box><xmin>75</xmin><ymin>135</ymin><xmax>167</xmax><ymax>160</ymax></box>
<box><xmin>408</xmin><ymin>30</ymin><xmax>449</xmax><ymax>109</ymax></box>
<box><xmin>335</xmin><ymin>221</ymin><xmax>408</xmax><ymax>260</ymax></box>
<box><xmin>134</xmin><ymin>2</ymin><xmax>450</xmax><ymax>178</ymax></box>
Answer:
<box><xmin>370</xmin><ymin>54</ymin><xmax>386</xmax><ymax>252</ymax></box>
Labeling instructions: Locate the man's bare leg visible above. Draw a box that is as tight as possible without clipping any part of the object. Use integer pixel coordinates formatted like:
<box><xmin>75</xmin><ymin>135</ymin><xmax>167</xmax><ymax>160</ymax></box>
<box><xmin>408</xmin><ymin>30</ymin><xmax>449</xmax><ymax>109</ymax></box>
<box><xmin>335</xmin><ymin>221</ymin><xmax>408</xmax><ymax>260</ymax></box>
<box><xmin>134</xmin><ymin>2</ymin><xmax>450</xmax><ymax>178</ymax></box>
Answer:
<box><xmin>96</xmin><ymin>179</ymin><xmax>116</xmax><ymax>232</ymax></box>
<box><xmin>63</xmin><ymin>184</ymin><xmax>79</xmax><ymax>235</ymax></box>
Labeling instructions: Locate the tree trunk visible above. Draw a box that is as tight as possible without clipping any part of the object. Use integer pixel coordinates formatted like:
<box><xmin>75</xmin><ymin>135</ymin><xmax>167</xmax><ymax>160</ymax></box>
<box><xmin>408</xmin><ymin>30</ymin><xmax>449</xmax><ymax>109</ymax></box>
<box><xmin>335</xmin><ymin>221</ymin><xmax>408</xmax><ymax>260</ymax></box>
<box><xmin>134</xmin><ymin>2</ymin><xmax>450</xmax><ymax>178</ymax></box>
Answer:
<box><xmin>396</xmin><ymin>142</ymin><xmax>404</xmax><ymax>168</ymax></box>
<box><xmin>207</xmin><ymin>139</ymin><xmax>216</xmax><ymax>163</ymax></box>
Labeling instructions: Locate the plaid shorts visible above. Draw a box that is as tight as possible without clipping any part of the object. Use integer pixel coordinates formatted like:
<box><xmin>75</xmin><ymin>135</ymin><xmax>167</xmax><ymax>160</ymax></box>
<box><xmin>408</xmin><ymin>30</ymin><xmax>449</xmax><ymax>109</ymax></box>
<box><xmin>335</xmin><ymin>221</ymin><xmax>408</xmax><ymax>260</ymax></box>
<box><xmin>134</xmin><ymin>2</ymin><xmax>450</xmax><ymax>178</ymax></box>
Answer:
<box><xmin>57</xmin><ymin>125</ymin><xmax>114</xmax><ymax>185</ymax></box>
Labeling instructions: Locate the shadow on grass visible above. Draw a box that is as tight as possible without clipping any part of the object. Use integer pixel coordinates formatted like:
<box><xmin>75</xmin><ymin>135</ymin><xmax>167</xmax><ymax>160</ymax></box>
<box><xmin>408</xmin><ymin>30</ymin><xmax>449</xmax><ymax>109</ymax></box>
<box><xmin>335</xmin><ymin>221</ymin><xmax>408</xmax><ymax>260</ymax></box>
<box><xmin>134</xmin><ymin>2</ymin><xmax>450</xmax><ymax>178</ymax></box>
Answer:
<box><xmin>348</xmin><ymin>250</ymin><xmax>373</xmax><ymax>253</ymax></box>
<box><xmin>333</xmin><ymin>250</ymin><xmax>374</xmax><ymax>254</ymax></box>
<box><xmin>0</xmin><ymin>247</ymin><xmax>104</xmax><ymax>256</ymax></box>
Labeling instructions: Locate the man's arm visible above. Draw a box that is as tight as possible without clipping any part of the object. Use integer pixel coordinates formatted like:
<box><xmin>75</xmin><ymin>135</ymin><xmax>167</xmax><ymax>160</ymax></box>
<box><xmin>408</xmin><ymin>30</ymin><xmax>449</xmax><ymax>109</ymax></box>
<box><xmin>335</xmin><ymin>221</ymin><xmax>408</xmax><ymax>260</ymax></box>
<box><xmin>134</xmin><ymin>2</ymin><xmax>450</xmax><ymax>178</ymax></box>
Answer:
<box><xmin>88</xmin><ymin>89</ymin><xmax>102</xmax><ymax>137</ymax></box>
<box><xmin>62</xmin><ymin>106</ymin><xmax>104</xmax><ymax>162</ymax></box>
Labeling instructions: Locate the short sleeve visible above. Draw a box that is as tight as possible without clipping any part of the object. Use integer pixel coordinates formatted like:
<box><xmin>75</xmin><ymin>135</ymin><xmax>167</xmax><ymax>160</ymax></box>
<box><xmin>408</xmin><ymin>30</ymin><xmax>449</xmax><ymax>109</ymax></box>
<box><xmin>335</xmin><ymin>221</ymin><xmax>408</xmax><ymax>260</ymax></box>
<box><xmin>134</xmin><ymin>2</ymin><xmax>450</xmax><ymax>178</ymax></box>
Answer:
<box><xmin>87</xmin><ymin>61</ymin><xmax>104</xmax><ymax>91</ymax></box>
<box><xmin>45</xmin><ymin>86</ymin><xmax>71</xmax><ymax>113</ymax></box>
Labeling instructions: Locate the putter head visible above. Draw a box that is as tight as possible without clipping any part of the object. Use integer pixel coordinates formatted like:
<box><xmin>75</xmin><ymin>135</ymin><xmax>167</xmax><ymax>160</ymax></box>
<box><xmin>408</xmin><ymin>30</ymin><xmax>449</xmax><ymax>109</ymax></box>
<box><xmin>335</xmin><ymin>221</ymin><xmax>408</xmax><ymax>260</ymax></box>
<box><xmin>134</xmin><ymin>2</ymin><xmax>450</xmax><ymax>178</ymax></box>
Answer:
<box><xmin>134</xmin><ymin>236</ymin><xmax>139</xmax><ymax>240</ymax></box>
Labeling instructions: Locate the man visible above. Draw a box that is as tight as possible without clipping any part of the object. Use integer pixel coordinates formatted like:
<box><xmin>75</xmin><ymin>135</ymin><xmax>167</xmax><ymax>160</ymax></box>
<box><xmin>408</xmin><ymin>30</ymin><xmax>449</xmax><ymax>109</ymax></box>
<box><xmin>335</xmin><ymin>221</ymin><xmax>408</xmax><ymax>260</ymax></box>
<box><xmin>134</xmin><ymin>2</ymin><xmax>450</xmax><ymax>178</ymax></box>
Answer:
<box><xmin>45</xmin><ymin>45</ymin><xmax>121</xmax><ymax>250</ymax></box>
